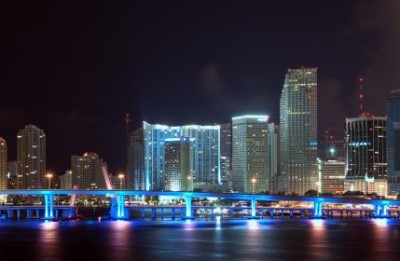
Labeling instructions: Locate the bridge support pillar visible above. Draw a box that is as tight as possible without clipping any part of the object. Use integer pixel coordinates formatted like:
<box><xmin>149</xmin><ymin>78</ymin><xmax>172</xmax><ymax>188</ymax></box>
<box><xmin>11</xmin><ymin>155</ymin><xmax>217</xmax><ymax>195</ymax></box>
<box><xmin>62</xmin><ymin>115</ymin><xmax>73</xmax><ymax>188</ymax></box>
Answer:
<box><xmin>183</xmin><ymin>195</ymin><xmax>194</xmax><ymax>220</ymax></box>
<box><xmin>311</xmin><ymin>201</ymin><xmax>323</xmax><ymax>219</ymax></box>
<box><xmin>44</xmin><ymin>194</ymin><xmax>54</xmax><ymax>219</ymax></box>
<box><xmin>171</xmin><ymin>207</ymin><xmax>175</xmax><ymax>220</ymax></box>
<box><xmin>110</xmin><ymin>194</ymin><xmax>128</xmax><ymax>219</ymax></box>
<box><xmin>248</xmin><ymin>198</ymin><xmax>259</xmax><ymax>219</ymax></box>
<box><xmin>69</xmin><ymin>207</ymin><xmax>77</xmax><ymax>218</ymax></box>
<box><xmin>374</xmin><ymin>204</ymin><xmax>388</xmax><ymax>218</ymax></box>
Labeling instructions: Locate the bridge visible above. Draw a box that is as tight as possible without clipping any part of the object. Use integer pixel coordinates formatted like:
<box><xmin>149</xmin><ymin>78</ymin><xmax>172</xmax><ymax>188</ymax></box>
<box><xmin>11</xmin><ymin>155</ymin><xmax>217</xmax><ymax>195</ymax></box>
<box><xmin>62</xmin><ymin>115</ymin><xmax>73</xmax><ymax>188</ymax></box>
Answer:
<box><xmin>0</xmin><ymin>190</ymin><xmax>399</xmax><ymax>220</ymax></box>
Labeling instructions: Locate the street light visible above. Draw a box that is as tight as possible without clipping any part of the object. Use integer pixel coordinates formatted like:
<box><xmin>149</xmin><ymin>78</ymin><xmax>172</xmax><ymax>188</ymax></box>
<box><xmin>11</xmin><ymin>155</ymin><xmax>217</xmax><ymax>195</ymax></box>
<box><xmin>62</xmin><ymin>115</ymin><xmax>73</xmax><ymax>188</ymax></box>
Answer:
<box><xmin>45</xmin><ymin>173</ymin><xmax>53</xmax><ymax>189</ymax></box>
<box><xmin>118</xmin><ymin>173</ymin><xmax>124</xmax><ymax>190</ymax></box>
<box><xmin>251</xmin><ymin>178</ymin><xmax>256</xmax><ymax>194</ymax></box>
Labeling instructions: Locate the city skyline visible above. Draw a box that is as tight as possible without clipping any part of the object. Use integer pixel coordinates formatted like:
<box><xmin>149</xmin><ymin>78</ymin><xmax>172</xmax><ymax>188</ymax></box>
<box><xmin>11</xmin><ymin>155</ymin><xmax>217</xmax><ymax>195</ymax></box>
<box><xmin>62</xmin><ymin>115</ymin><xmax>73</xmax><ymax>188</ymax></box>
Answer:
<box><xmin>1</xmin><ymin>1</ymin><xmax>399</xmax><ymax>175</ymax></box>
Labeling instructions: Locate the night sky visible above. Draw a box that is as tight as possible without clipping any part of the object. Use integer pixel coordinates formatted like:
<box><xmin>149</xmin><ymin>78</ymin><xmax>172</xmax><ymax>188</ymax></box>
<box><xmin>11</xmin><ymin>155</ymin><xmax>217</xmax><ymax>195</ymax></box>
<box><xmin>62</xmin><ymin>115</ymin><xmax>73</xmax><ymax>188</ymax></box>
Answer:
<box><xmin>1</xmin><ymin>1</ymin><xmax>399</xmax><ymax>176</ymax></box>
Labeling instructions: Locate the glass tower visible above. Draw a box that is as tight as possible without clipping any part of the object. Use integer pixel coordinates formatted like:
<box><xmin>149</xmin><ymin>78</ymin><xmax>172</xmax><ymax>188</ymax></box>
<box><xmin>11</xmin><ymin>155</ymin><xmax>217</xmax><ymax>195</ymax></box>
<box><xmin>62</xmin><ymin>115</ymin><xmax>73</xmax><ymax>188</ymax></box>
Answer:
<box><xmin>344</xmin><ymin>115</ymin><xmax>386</xmax><ymax>194</ymax></box>
<box><xmin>386</xmin><ymin>89</ymin><xmax>400</xmax><ymax>195</ymax></box>
<box><xmin>279</xmin><ymin>67</ymin><xmax>318</xmax><ymax>195</ymax></box>
<box><xmin>143</xmin><ymin>122</ymin><xmax>220</xmax><ymax>191</ymax></box>
<box><xmin>127</xmin><ymin>128</ymin><xmax>145</xmax><ymax>190</ymax></box>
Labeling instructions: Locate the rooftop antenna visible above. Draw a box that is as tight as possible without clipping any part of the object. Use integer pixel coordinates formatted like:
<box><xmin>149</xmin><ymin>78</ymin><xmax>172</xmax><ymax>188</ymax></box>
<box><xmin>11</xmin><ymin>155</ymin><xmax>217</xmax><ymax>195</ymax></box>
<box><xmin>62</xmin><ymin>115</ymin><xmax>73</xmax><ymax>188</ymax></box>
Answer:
<box><xmin>125</xmin><ymin>113</ymin><xmax>131</xmax><ymax>176</ymax></box>
<box><xmin>125</xmin><ymin>113</ymin><xmax>131</xmax><ymax>137</ymax></box>
<box><xmin>359</xmin><ymin>77</ymin><xmax>364</xmax><ymax>116</ymax></box>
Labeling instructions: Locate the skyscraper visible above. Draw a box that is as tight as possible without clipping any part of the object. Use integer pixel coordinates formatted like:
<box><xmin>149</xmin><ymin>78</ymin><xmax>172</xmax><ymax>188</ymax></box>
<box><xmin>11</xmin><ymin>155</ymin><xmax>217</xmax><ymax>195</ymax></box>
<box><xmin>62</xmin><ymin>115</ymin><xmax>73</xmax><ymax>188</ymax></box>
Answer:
<box><xmin>232</xmin><ymin>115</ymin><xmax>270</xmax><ymax>193</ymax></box>
<box><xmin>17</xmin><ymin>125</ymin><xmax>46</xmax><ymax>189</ymax></box>
<box><xmin>386</xmin><ymin>89</ymin><xmax>400</xmax><ymax>195</ymax></box>
<box><xmin>219</xmin><ymin>123</ymin><xmax>232</xmax><ymax>186</ymax></box>
<box><xmin>127</xmin><ymin>128</ymin><xmax>145</xmax><ymax>190</ymax></box>
<box><xmin>71</xmin><ymin>152</ymin><xmax>107</xmax><ymax>189</ymax></box>
<box><xmin>164</xmin><ymin>137</ymin><xmax>193</xmax><ymax>191</ymax></box>
<box><xmin>143</xmin><ymin>122</ymin><xmax>220</xmax><ymax>191</ymax></box>
<box><xmin>344</xmin><ymin>115</ymin><xmax>386</xmax><ymax>194</ymax></box>
<box><xmin>0</xmin><ymin>137</ymin><xmax>7</xmax><ymax>190</ymax></box>
<box><xmin>279</xmin><ymin>67</ymin><xmax>318</xmax><ymax>195</ymax></box>
<box><xmin>267</xmin><ymin>123</ymin><xmax>279</xmax><ymax>194</ymax></box>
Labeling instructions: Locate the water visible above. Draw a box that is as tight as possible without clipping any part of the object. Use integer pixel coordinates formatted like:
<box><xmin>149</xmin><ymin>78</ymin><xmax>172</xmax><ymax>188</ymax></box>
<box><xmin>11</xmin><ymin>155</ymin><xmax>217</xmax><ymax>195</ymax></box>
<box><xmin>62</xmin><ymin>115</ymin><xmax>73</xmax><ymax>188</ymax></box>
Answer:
<box><xmin>1</xmin><ymin>218</ymin><xmax>400</xmax><ymax>261</ymax></box>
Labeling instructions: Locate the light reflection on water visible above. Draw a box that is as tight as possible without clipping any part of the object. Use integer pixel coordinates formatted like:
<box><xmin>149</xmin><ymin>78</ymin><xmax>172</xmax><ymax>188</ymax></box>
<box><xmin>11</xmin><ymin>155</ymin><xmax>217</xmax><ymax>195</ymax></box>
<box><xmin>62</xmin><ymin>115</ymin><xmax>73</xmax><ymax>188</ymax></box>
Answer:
<box><xmin>1</xmin><ymin>219</ymin><xmax>400</xmax><ymax>260</ymax></box>
<box><xmin>308</xmin><ymin>219</ymin><xmax>328</xmax><ymax>260</ymax></box>
<box><xmin>372</xmin><ymin>218</ymin><xmax>389</xmax><ymax>227</ymax></box>
<box><xmin>37</xmin><ymin>221</ymin><xmax>61</xmax><ymax>261</ymax></box>
<box><xmin>246</xmin><ymin>219</ymin><xmax>260</xmax><ymax>230</ymax></box>
<box><xmin>107</xmin><ymin>220</ymin><xmax>133</xmax><ymax>260</ymax></box>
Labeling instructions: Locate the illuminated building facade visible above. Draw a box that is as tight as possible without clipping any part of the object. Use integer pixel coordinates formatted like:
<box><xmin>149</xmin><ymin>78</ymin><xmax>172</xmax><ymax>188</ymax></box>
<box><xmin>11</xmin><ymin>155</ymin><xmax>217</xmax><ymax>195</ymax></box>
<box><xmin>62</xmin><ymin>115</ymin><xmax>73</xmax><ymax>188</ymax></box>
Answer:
<box><xmin>344</xmin><ymin>115</ymin><xmax>387</xmax><ymax>195</ymax></box>
<box><xmin>268</xmin><ymin>123</ymin><xmax>279</xmax><ymax>193</ymax></box>
<box><xmin>71</xmin><ymin>152</ymin><xmax>107</xmax><ymax>189</ymax></box>
<box><xmin>279</xmin><ymin>67</ymin><xmax>318</xmax><ymax>195</ymax></box>
<box><xmin>17</xmin><ymin>125</ymin><xmax>46</xmax><ymax>189</ymax></box>
<box><xmin>232</xmin><ymin>115</ymin><xmax>271</xmax><ymax>193</ymax></box>
<box><xmin>219</xmin><ymin>123</ymin><xmax>232</xmax><ymax>186</ymax></box>
<box><xmin>164</xmin><ymin>137</ymin><xmax>193</xmax><ymax>191</ymax></box>
<box><xmin>386</xmin><ymin>89</ymin><xmax>400</xmax><ymax>195</ymax></box>
<box><xmin>127</xmin><ymin>128</ymin><xmax>145</xmax><ymax>190</ymax></box>
<box><xmin>143</xmin><ymin>122</ymin><xmax>220</xmax><ymax>191</ymax></box>
<box><xmin>317</xmin><ymin>159</ymin><xmax>345</xmax><ymax>194</ymax></box>
<box><xmin>0</xmin><ymin>137</ymin><xmax>7</xmax><ymax>190</ymax></box>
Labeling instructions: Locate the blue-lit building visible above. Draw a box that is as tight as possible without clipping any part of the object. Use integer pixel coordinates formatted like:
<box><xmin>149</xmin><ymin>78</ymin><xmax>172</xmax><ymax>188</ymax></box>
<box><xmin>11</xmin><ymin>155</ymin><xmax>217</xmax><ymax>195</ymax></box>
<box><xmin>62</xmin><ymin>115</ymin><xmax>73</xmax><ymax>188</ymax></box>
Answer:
<box><xmin>143</xmin><ymin>122</ymin><xmax>220</xmax><ymax>191</ymax></box>
<box><xmin>344</xmin><ymin>114</ymin><xmax>387</xmax><ymax>195</ymax></box>
<box><xmin>386</xmin><ymin>89</ymin><xmax>400</xmax><ymax>195</ymax></box>
<box><xmin>279</xmin><ymin>67</ymin><xmax>318</xmax><ymax>195</ymax></box>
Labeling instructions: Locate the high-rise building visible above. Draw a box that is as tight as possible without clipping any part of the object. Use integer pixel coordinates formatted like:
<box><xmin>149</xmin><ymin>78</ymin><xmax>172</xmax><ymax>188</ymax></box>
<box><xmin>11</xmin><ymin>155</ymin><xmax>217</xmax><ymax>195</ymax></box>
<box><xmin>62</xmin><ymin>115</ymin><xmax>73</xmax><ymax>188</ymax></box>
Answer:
<box><xmin>164</xmin><ymin>137</ymin><xmax>193</xmax><ymax>191</ymax></box>
<box><xmin>279</xmin><ymin>67</ymin><xmax>318</xmax><ymax>195</ymax></box>
<box><xmin>317</xmin><ymin>159</ymin><xmax>345</xmax><ymax>194</ymax></box>
<box><xmin>219</xmin><ymin>123</ymin><xmax>232</xmax><ymax>185</ymax></box>
<box><xmin>17</xmin><ymin>125</ymin><xmax>46</xmax><ymax>189</ymax></box>
<box><xmin>71</xmin><ymin>152</ymin><xmax>107</xmax><ymax>189</ymax></box>
<box><xmin>143</xmin><ymin>122</ymin><xmax>220</xmax><ymax>191</ymax></box>
<box><xmin>0</xmin><ymin>137</ymin><xmax>7</xmax><ymax>190</ymax></box>
<box><xmin>127</xmin><ymin>128</ymin><xmax>145</xmax><ymax>190</ymax></box>
<box><xmin>386</xmin><ymin>89</ymin><xmax>400</xmax><ymax>196</ymax></box>
<box><xmin>232</xmin><ymin>115</ymin><xmax>271</xmax><ymax>193</ymax></box>
<box><xmin>344</xmin><ymin>115</ymin><xmax>387</xmax><ymax>195</ymax></box>
<box><xmin>267</xmin><ymin>123</ymin><xmax>279</xmax><ymax>194</ymax></box>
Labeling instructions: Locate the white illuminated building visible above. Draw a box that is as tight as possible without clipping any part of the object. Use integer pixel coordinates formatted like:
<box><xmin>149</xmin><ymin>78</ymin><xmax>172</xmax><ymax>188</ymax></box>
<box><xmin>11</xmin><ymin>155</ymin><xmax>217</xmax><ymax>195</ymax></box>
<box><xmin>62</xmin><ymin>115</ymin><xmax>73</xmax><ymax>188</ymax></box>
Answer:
<box><xmin>232</xmin><ymin>115</ymin><xmax>276</xmax><ymax>193</ymax></box>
